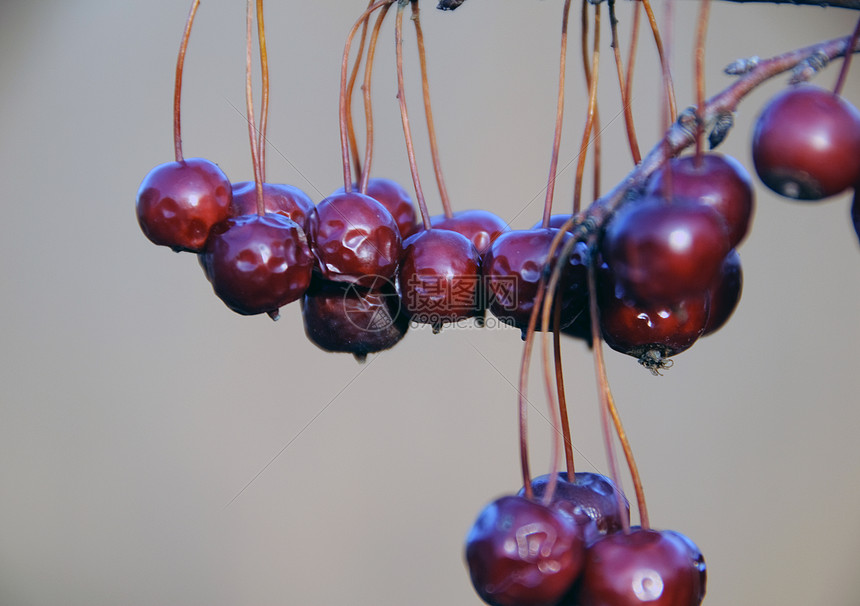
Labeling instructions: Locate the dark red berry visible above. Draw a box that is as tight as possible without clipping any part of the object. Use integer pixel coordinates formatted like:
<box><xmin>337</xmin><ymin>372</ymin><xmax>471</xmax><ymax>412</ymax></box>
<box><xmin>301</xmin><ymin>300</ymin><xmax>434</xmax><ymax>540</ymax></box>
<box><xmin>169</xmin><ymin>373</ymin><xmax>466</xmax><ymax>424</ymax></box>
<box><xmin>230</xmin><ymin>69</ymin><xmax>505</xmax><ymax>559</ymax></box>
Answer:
<box><xmin>521</xmin><ymin>472</ymin><xmax>630</xmax><ymax>543</ymax></box>
<box><xmin>597</xmin><ymin>262</ymin><xmax>709</xmax><ymax>371</ymax></box>
<box><xmin>301</xmin><ymin>276</ymin><xmax>408</xmax><ymax>361</ymax></box>
<box><xmin>601</xmin><ymin>196</ymin><xmax>730</xmax><ymax>306</ymax></box>
<box><xmin>136</xmin><ymin>158</ymin><xmax>232</xmax><ymax>252</ymax></box>
<box><xmin>201</xmin><ymin>213</ymin><xmax>313</xmax><ymax>318</ymax></box>
<box><xmin>431</xmin><ymin>209</ymin><xmax>510</xmax><ymax>255</ymax></box>
<box><xmin>230</xmin><ymin>181</ymin><xmax>316</xmax><ymax>233</ymax></box>
<box><xmin>309</xmin><ymin>192</ymin><xmax>402</xmax><ymax>288</ymax></box>
<box><xmin>334</xmin><ymin>178</ymin><xmax>417</xmax><ymax>239</ymax></box>
<box><xmin>575</xmin><ymin>528</ymin><xmax>705</xmax><ymax>606</ymax></box>
<box><xmin>703</xmin><ymin>250</ymin><xmax>742</xmax><ymax>336</ymax></box>
<box><xmin>646</xmin><ymin>153</ymin><xmax>755</xmax><ymax>248</ymax></box>
<box><xmin>752</xmin><ymin>85</ymin><xmax>860</xmax><ymax>200</ymax></box>
<box><xmin>483</xmin><ymin>229</ymin><xmax>589</xmax><ymax>334</ymax></box>
<box><xmin>465</xmin><ymin>495</ymin><xmax>586</xmax><ymax>606</ymax></box>
<box><xmin>398</xmin><ymin>229</ymin><xmax>482</xmax><ymax>330</ymax></box>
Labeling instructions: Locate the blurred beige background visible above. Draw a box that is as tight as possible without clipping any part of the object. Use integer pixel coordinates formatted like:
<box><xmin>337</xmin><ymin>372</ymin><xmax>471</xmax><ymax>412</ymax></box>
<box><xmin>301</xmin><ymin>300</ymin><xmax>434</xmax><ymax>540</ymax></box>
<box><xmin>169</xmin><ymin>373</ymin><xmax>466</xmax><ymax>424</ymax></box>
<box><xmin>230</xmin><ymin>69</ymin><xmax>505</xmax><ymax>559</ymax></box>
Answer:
<box><xmin>1</xmin><ymin>0</ymin><xmax>859</xmax><ymax>604</ymax></box>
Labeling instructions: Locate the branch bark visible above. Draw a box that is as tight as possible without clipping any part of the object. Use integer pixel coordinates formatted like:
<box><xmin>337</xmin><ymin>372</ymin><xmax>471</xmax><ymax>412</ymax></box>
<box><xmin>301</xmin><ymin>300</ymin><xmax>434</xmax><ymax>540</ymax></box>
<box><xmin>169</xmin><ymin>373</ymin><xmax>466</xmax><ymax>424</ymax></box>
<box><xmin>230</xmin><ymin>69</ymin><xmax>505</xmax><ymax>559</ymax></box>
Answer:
<box><xmin>437</xmin><ymin>0</ymin><xmax>860</xmax><ymax>11</ymax></box>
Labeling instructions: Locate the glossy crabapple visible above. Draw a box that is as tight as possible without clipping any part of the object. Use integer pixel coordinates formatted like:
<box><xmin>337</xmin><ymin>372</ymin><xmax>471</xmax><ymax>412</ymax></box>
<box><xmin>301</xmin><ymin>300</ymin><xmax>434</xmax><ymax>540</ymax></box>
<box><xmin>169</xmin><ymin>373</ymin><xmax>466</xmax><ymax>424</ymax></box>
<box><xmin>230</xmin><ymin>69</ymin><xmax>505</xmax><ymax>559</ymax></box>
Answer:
<box><xmin>597</xmin><ymin>261</ymin><xmax>710</xmax><ymax>371</ymax></box>
<box><xmin>334</xmin><ymin>178</ymin><xmax>417</xmax><ymax>239</ymax></box>
<box><xmin>646</xmin><ymin>153</ymin><xmax>755</xmax><ymax>248</ymax></box>
<box><xmin>397</xmin><ymin>228</ymin><xmax>482</xmax><ymax>330</ymax></box>
<box><xmin>230</xmin><ymin>181</ymin><xmax>316</xmax><ymax>233</ymax></box>
<box><xmin>521</xmin><ymin>472</ymin><xmax>630</xmax><ymax>544</ymax></box>
<box><xmin>201</xmin><ymin>212</ymin><xmax>313</xmax><ymax>318</ymax></box>
<box><xmin>301</xmin><ymin>275</ymin><xmax>408</xmax><ymax>361</ymax></box>
<box><xmin>136</xmin><ymin>158</ymin><xmax>232</xmax><ymax>252</ymax></box>
<box><xmin>752</xmin><ymin>85</ymin><xmax>860</xmax><ymax>201</ymax></box>
<box><xmin>483</xmin><ymin>228</ymin><xmax>589</xmax><ymax>335</ymax></box>
<box><xmin>573</xmin><ymin>527</ymin><xmax>705</xmax><ymax>606</ymax></box>
<box><xmin>601</xmin><ymin>196</ymin><xmax>730</xmax><ymax>306</ymax></box>
<box><xmin>431</xmin><ymin>209</ymin><xmax>511</xmax><ymax>256</ymax></box>
<box><xmin>465</xmin><ymin>495</ymin><xmax>586</xmax><ymax>606</ymax></box>
<box><xmin>309</xmin><ymin>192</ymin><xmax>402</xmax><ymax>287</ymax></box>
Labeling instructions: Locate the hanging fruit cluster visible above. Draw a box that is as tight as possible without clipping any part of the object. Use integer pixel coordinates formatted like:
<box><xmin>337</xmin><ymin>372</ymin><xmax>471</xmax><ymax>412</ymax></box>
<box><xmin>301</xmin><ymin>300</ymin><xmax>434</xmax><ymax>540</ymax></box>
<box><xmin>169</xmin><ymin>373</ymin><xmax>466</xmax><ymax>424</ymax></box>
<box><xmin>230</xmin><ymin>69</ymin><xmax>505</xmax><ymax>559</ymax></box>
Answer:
<box><xmin>135</xmin><ymin>1</ymin><xmax>860</xmax><ymax>604</ymax></box>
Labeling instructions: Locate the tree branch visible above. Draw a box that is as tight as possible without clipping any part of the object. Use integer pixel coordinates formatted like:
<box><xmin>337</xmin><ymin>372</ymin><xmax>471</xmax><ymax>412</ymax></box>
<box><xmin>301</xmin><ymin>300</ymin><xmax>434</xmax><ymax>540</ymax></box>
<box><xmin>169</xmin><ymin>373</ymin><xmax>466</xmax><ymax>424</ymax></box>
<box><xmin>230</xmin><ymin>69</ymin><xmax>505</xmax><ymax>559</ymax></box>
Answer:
<box><xmin>722</xmin><ymin>0</ymin><xmax>860</xmax><ymax>9</ymax></box>
<box><xmin>570</xmin><ymin>32</ymin><xmax>860</xmax><ymax>242</ymax></box>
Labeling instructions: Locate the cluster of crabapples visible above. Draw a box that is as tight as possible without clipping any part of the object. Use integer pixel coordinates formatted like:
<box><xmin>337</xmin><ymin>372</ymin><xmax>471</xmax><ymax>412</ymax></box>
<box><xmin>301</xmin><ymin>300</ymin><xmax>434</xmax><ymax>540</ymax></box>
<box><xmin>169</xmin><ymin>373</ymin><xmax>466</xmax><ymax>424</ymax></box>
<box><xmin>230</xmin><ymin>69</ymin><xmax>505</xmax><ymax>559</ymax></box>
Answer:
<box><xmin>135</xmin><ymin>1</ymin><xmax>860</xmax><ymax>604</ymax></box>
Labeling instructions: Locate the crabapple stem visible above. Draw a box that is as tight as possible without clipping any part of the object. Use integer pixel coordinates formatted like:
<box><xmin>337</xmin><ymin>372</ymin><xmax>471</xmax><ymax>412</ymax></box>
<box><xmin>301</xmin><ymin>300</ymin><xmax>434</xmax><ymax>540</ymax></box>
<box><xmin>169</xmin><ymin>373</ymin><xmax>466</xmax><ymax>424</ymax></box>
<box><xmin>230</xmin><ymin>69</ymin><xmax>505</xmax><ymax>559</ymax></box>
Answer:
<box><xmin>255</xmin><ymin>0</ymin><xmax>270</xmax><ymax>183</ymax></box>
<box><xmin>553</xmin><ymin>298</ymin><xmax>576</xmax><ymax>476</ymax></box>
<box><xmin>834</xmin><ymin>15</ymin><xmax>860</xmax><ymax>95</ymax></box>
<box><xmin>358</xmin><ymin>3</ymin><xmax>391</xmax><ymax>193</ymax></box>
<box><xmin>623</xmin><ymin>0</ymin><xmax>643</xmax><ymax>164</ymax></box>
<box><xmin>608</xmin><ymin>0</ymin><xmax>641</xmax><ymax>166</ymax></box>
<box><xmin>412</xmin><ymin>1</ymin><xmax>454</xmax><ymax>219</ymax></box>
<box><xmin>347</xmin><ymin>2</ymin><xmax>374</xmax><ymax>185</ymax></box>
<box><xmin>641</xmin><ymin>0</ymin><xmax>677</xmax><ymax>125</ymax></box>
<box><xmin>585</xmin><ymin>255</ymin><xmax>631</xmax><ymax>534</ymax></box>
<box><xmin>173</xmin><ymin>0</ymin><xmax>200</xmax><ymax>163</ymax></box>
<box><xmin>340</xmin><ymin>1</ymin><xmax>393</xmax><ymax>192</ymax></box>
<box><xmin>245</xmin><ymin>0</ymin><xmax>264</xmax><ymax>214</ymax></box>
<box><xmin>394</xmin><ymin>4</ymin><xmax>432</xmax><ymax>230</ymax></box>
<box><xmin>694</xmin><ymin>0</ymin><xmax>712</xmax><ymax>164</ymax></box>
<box><xmin>541</xmin><ymin>0</ymin><xmax>572</xmax><ymax>229</ymax></box>
<box><xmin>573</xmin><ymin>2</ymin><xmax>600</xmax><ymax>214</ymax></box>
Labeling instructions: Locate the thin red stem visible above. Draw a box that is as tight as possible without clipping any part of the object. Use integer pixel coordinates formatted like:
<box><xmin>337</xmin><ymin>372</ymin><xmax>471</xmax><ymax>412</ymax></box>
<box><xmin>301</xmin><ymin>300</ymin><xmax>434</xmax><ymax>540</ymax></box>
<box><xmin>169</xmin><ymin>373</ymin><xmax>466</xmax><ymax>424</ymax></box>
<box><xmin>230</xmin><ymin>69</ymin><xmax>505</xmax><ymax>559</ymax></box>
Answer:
<box><xmin>585</xmin><ymin>254</ymin><xmax>629</xmax><ymax>533</ymax></box>
<box><xmin>340</xmin><ymin>1</ymin><xmax>393</xmax><ymax>192</ymax></box>
<box><xmin>623</xmin><ymin>0</ymin><xmax>642</xmax><ymax>164</ymax></box>
<box><xmin>348</xmin><ymin>2</ymin><xmax>375</xmax><ymax>185</ymax></box>
<box><xmin>553</xmin><ymin>298</ymin><xmax>575</xmax><ymax>476</ymax></box>
<box><xmin>359</xmin><ymin>3</ymin><xmax>392</xmax><ymax>193</ymax></box>
<box><xmin>835</xmin><ymin>14</ymin><xmax>860</xmax><ymax>95</ymax></box>
<box><xmin>173</xmin><ymin>0</ymin><xmax>201</xmax><ymax>163</ymax></box>
<box><xmin>641</xmin><ymin>0</ymin><xmax>677</xmax><ymax>125</ymax></box>
<box><xmin>256</xmin><ymin>0</ymin><xmax>269</xmax><ymax>183</ymax></box>
<box><xmin>412</xmin><ymin>1</ymin><xmax>454</xmax><ymax>219</ymax></box>
<box><xmin>245</xmin><ymin>0</ymin><xmax>263</xmax><ymax>214</ymax></box>
<box><xmin>395</xmin><ymin>4</ymin><xmax>432</xmax><ymax>230</ymax></box>
<box><xmin>542</xmin><ymin>0</ymin><xmax>573</xmax><ymax>228</ymax></box>
<box><xmin>694</xmin><ymin>0</ymin><xmax>712</xmax><ymax>164</ymax></box>
<box><xmin>573</xmin><ymin>3</ymin><xmax>600</xmax><ymax>214</ymax></box>
<box><xmin>609</xmin><ymin>0</ymin><xmax>641</xmax><ymax>165</ymax></box>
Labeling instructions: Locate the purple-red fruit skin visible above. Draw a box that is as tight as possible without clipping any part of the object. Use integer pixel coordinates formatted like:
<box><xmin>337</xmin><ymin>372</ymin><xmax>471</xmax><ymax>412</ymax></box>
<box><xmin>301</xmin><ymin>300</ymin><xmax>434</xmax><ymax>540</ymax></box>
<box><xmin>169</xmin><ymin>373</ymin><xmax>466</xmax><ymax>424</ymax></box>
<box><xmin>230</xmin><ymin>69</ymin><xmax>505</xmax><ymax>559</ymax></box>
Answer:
<box><xmin>646</xmin><ymin>153</ymin><xmax>754</xmax><ymax>248</ymax></box>
<box><xmin>598</xmin><ymin>263</ymin><xmax>709</xmax><ymax>359</ymax></box>
<box><xmin>483</xmin><ymin>229</ymin><xmax>588</xmax><ymax>332</ymax></box>
<box><xmin>524</xmin><ymin>472</ymin><xmax>630</xmax><ymax>543</ymax></box>
<box><xmin>752</xmin><ymin>85</ymin><xmax>860</xmax><ymax>200</ymax></box>
<box><xmin>231</xmin><ymin>181</ymin><xmax>316</xmax><ymax>233</ymax></box>
<box><xmin>398</xmin><ymin>229</ymin><xmax>482</xmax><ymax>325</ymax></box>
<box><xmin>136</xmin><ymin>158</ymin><xmax>232</xmax><ymax>252</ymax></box>
<box><xmin>202</xmin><ymin>213</ymin><xmax>313</xmax><ymax>316</ymax></box>
<box><xmin>703</xmin><ymin>250</ymin><xmax>742</xmax><ymax>336</ymax></box>
<box><xmin>310</xmin><ymin>192</ymin><xmax>402</xmax><ymax>287</ymax></box>
<box><xmin>301</xmin><ymin>277</ymin><xmax>408</xmax><ymax>360</ymax></box>
<box><xmin>465</xmin><ymin>495</ymin><xmax>586</xmax><ymax>606</ymax></box>
<box><xmin>602</xmin><ymin>197</ymin><xmax>730</xmax><ymax>306</ymax></box>
<box><xmin>576</xmin><ymin>528</ymin><xmax>705</xmax><ymax>606</ymax></box>
<box><xmin>334</xmin><ymin>178</ymin><xmax>417</xmax><ymax>238</ymax></box>
<box><xmin>431</xmin><ymin>209</ymin><xmax>511</xmax><ymax>255</ymax></box>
